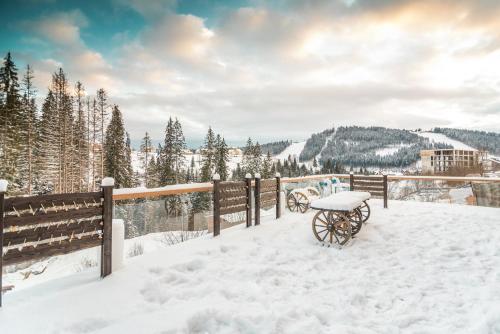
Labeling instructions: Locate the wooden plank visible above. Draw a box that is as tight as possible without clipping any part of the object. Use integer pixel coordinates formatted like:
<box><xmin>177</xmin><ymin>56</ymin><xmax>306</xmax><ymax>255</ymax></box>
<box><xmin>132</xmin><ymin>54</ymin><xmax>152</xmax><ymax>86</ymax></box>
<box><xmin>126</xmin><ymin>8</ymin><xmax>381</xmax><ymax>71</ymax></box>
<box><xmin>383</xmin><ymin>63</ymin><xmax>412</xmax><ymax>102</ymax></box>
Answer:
<box><xmin>220</xmin><ymin>197</ymin><xmax>247</xmax><ymax>208</ymax></box>
<box><xmin>246</xmin><ymin>177</ymin><xmax>252</xmax><ymax>228</ymax></box>
<box><xmin>213</xmin><ymin>179</ymin><xmax>221</xmax><ymax>236</ymax></box>
<box><xmin>261</xmin><ymin>199</ymin><xmax>277</xmax><ymax>207</ymax></box>
<box><xmin>260</xmin><ymin>192</ymin><xmax>276</xmax><ymax>202</ymax></box>
<box><xmin>353</xmin><ymin>186</ymin><xmax>384</xmax><ymax>192</ymax></box>
<box><xmin>220</xmin><ymin>189</ymin><xmax>247</xmax><ymax>199</ymax></box>
<box><xmin>260</xmin><ymin>187</ymin><xmax>277</xmax><ymax>194</ymax></box>
<box><xmin>220</xmin><ymin>204</ymin><xmax>247</xmax><ymax>215</ymax></box>
<box><xmin>0</xmin><ymin>191</ymin><xmax>4</xmax><ymax>307</ymax></box>
<box><xmin>353</xmin><ymin>180</ymin><xmax>383</xmax><ymax>186</ymax></box>
<box><xmin>3</xmin><ymin>219</ymin><xmax>103</xmax><ymax>246</ymax></box>
<box><xmin>260</xmin><ymin>180</ymin><xmax>276</xmax><ymax>188</ymax></box>
<box><xmin>354</xmin><ymin>176</ymin><xmax>383</xmax><ymax>181</ymax></box>
<box><xmin>3</xmin><ymin>234</ymin><xmax>102</xmax><ymax>266</ymax></box>
<box><xmin>276</xmin><ymin>176</ymin><xmax>281</xmax><ymax>219</ymax></box>
<box><xmin>366</xmin><ymin>191</ymin><xmax>385</xmax><ymax>197</ymax></box>
<box><xmin>4</xmin><ymin>206</ymin><xmax>102</xmax><ymax>228</ymax></box>
<box><xmin>101</xmin><ymin>185</ymin><xmax>113</xmax><ymax>278</ymax></box>
<box><xmin>4</xmin><ymin>192</ymin><xmax>102</xmax><ymax>211</ymax></box>
<box><xmin>254</xmin><ymin>178</ymin><xmax>261</xmax><ymax>226</ymax></box>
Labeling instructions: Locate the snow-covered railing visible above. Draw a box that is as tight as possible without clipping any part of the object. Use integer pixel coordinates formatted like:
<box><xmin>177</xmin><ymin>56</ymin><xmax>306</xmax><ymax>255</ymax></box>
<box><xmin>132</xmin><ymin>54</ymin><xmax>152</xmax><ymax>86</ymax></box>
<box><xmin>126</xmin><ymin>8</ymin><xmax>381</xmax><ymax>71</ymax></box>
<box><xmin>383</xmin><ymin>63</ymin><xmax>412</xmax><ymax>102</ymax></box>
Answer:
<box><xmin>111</xmin><ymin>174</ymin><xmax>499</xmax><ymax>201</ymax></box>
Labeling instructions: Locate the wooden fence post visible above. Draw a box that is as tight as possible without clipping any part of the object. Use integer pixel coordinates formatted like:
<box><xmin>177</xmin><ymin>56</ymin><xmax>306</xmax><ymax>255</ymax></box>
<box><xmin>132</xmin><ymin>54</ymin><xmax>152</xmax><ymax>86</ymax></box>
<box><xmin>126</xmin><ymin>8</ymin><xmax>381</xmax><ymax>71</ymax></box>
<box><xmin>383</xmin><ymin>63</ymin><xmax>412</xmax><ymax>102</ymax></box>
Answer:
<box><xmin>254</xmin><ymin>173</ymin><xmax>261</xmax><ymax>226</ymax></box>
<box><xmin>350</xmin><ymin>172</ymin><xmax>354</xmax><ymax>191</ymax></box>
<box><xmin>101</xmin><ymin>177</ymin><xmax>114</xmax><ymax>278</ymax></box>
<box><xmin>275</xmin><ymin>173</ymin><xmax>281</xmax><ymax>219</ymax></box>
<box><xmin>213</xmin><ymin>174</ymin><xmax>221</xmax><ymax>236</ymax></box>
<box><xmin>245</xmin><ymin>174</ymin><xmax>252</xmax><ymax>228</ymax></box>
<box><xmin>0</xmin><ymin>180</ymin><xmax>7</xmax><ymax>307</ymax></box>
<box><xmin>383</xmin><ymin>173</ymin><xmax>388</xmax><ymax>209</ymax></box>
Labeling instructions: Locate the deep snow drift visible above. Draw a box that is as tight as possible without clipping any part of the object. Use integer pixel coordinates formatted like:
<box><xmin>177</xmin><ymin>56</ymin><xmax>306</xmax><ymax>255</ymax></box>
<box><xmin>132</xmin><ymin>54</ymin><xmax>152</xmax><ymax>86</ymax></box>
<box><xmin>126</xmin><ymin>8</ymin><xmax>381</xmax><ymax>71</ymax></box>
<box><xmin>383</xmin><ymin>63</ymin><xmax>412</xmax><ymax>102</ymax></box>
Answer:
<box><xmin>1</xmin><ymin>200</ymin><xmax>500</xmax><ymax>334</ymax></box>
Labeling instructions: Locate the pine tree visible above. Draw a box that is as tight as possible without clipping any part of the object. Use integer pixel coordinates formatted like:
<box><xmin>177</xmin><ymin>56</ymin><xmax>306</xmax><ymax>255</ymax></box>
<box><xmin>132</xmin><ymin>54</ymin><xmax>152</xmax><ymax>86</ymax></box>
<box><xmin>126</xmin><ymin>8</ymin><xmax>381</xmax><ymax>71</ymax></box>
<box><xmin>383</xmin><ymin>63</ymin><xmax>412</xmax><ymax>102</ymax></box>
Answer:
<box><xmin>252</xmin><ymin>142</ymin><xmax>263</xmax><ymax>174</ymax></box>
<box><xmin>159</xmin><ymin>117</ymin><xmax>177</xmax><ymax>185</ymax></box>
<box><xmin>37</xmin><ymin>90</ymin><xmax>59</xmax><ymax>194</ymax></box>
<box><xmin>19</xmin><ymin>64</ymin><xmax>37</xmax><ymax>194</ymax></box>
<box><xmin>139</xmin><ymin>132</ymin><xmax>153</xmax><ymax>187</ymax></box>
<box><xmin>262</xmin><ymin>151</ymin><xmax>272</xmax><ymax>178</ymax></box>
<box><xmin>124</xmin><ymin>132</ymin><xmax>134</xmax><ymax>187</ymax></box>
<box><xmin>0</xmin><ymin>52</ymin><xmax>22</xmax><ymax>190</ymax></box>
<box><xmin>104</xmin><ymin>105</ymin><xmax>130</xmax><ymax>188</ymax></box>
<box><xmin>214</xmin><ymin>135</ymin><xmax>229</xmax><ymax>180</ymax></box>
<box><xmin>74</xmin><ymin>81</ymin><xmax>88</xmax><ymax>192</ymax></box>
<box><xmin>242</xmin><ymin>137</ymin><xmax>254</xmax><ymax>175</ymax></box>
<box><xmin>96</xmin><ymin>88</ymin><xmax>108</xmax><ymax>183</ymax></box>
<box><xmin>200</xmin><ymin>126</ymin><xmax>215</xmax><ymax>181</ymax></box>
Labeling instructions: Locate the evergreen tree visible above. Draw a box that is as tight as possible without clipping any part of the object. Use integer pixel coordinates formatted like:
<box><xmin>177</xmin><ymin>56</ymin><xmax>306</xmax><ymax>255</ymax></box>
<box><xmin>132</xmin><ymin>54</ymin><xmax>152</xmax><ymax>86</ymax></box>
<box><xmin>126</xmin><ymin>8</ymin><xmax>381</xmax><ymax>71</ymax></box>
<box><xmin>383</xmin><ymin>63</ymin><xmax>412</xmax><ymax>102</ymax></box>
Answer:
<box><xmin>74</xmin><ymin>81</ymin><xmax>88</xmax><ymax>192</ymax></box>
<box><xmin>214</xmin><ymin>134</ymin><xmax>229</xmax><ymax>180</ymax></box>
<box><xmin>200</xmin><ymin>126</ymin><xmax>215</xmax><ymax>181</ymax></box>
<box><xmin>139</xmin><ymin>132</ymin><xmax>153</xmax><ymax>187</ymax></box>
<box><xmin>19</xmin><ymin>64</ymin><xmax>37</xmax><ymax>193</ymax></box>
<box><xmin>124</xmin><ymin>132</ymin><xmax>134</xmax><ymax>187</ymax></box>
<box><xmin>103</xmin><ymin>105</ymin><xmax>130</xmax><ymax>188</ymax></box>
<box><xmin>262</xmin><ymin>151</ymin><xmax>273</xmax><ymax>179</ymax></box>
<box><xmin>0</xmin><ymin>52</ymin><xmax>22</xmax><ymax>190</ymax></box>
<box><xmin>96</xmin><ymin>88</ymin><xmax>108</xmax><ymax>183</ymax></box>
<box><xmin>37</xmin><ymin>90</ymin><xmax>59</xmax><ymax>194</ymax></box>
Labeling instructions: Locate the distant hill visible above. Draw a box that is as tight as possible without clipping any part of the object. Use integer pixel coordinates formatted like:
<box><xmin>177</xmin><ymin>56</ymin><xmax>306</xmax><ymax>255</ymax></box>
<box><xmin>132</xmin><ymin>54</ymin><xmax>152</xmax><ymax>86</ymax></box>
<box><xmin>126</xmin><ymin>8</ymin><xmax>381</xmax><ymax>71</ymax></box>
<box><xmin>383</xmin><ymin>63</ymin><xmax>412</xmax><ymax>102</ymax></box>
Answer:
<box><xmin>433</xmin><ymin>128</ymin><xmax>500</xmax><ymax>155</ymax></box>
<box><xmin>299</xmin><ymin>126</ymin><xmax>452</xmax><ymax>167</ymax></box>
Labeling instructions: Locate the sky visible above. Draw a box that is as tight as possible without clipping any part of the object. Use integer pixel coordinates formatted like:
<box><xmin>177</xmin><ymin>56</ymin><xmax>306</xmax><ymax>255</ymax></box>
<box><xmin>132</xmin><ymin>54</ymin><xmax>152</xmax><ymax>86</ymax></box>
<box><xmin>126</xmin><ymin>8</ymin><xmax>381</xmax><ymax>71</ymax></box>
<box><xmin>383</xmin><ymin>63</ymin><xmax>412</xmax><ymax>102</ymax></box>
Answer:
<box><xmin>1</xmin><ymin>0</ymin><xmax>500</xmax><ymax>147</ymax></box>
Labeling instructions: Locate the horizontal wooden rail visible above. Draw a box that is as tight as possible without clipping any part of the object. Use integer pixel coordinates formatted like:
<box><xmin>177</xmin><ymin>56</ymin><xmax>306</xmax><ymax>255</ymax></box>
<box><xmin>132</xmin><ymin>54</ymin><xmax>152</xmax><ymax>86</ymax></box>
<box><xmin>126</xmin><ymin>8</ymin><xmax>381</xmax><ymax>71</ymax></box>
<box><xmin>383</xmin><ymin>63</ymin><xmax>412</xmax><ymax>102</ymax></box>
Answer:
<box><xmin>111</xmin><ymin>175</ymin><xmax>500</xmax><ymax>201</ymax></box>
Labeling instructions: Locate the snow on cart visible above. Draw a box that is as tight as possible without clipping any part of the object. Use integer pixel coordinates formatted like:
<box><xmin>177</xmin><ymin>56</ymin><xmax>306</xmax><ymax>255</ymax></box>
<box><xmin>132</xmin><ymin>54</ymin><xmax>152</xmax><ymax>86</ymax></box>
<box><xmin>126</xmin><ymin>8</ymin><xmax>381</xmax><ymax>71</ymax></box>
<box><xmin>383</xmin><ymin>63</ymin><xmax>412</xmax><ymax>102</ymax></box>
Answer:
<box><xmin>310</xmin><ymin>191</ymin><xmax>371</xmax><ymax>246</ymax></box>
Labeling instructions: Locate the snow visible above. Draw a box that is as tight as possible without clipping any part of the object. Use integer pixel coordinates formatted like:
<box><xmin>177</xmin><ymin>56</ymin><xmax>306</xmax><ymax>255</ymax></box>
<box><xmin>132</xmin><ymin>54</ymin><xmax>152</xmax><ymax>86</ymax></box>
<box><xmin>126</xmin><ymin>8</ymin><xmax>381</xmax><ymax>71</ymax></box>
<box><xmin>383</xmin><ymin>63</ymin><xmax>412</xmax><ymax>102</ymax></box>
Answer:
<box><xmin>417</xmin><ymin>132</ymin><xmax>476</xmax><ymax>150</ymax></box>
<box><xmin>0</xmin><ymin>179</ymin><xmax>7</xmax><ymax>192</ymax></box>
<box><xmin>114</xmin><ymin>182</ymin><xmax>212</xmax><ymax>196</ymax></box>
<box><xmin>375</xmin><ymin>143</ymin><xmax>410</xmax><ymax>157</ymax></box>
<box><xmin>310</xmin><ymin>193</ymin><xmax>364</xmax><ymax>211</ymax></box>
<box><xmin>101</xmin><ymin>177</ymin><xmax>115</xmax><ymax>187</ymax></box>
<box><xmin>274</xmin><ymin>141</ymin><xmax>306</xmax><ymax>161</ymax></box>
<box><xmin>2</xmin><ymin>201</ymin><xmax>500</xmax><ymax>332</ymax></box>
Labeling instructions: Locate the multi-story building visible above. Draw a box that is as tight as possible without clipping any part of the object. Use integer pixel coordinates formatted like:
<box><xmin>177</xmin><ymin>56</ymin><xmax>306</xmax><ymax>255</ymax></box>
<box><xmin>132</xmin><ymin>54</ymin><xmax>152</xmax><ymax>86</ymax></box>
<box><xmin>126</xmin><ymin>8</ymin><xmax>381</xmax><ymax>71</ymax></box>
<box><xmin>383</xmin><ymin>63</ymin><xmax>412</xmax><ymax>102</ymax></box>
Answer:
<box><xmin>421</xmin><ymin>149</ymin><xmax>486</xmax><ymax>174</ymax></box>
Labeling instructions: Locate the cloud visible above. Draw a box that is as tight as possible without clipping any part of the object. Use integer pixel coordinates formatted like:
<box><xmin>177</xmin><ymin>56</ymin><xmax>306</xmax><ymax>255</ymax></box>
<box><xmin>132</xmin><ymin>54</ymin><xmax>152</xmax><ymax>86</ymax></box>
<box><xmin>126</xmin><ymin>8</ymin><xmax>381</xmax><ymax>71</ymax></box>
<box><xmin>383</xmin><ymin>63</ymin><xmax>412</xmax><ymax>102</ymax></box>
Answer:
<box><xmin>12</xmin><ymin>0</ymin><xmax>500</xmax><ymax>145</ymax></box>
<box><xmin>26</xmin><ymin>10</ymin><xmax>88</xmax><ymax>46</ymax></box>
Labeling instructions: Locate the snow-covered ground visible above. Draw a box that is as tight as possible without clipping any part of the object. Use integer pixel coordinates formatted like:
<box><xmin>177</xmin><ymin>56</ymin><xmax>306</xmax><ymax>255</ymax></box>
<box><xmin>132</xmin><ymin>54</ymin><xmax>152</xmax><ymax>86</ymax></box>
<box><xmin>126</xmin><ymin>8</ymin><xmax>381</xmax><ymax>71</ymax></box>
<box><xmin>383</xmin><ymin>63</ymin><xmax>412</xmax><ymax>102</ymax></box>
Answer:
<box><xmin>2</xmin><ymin>200</ymin><xmax>500</xmax><ymax>333</ymax></box>
<box><xmin>417</xmin><ymin>132</ymin><xmax>476</xmax><ymax>150</ymax></box>
<box><xmin>274</xmin><ymin>141</ymin><xmax>306</xmax><ymax>162</ymax></box>
<box><xmin>375</xmin><ymin>143</ymin><xmax>411</xmax><ymax>157</ymax></box>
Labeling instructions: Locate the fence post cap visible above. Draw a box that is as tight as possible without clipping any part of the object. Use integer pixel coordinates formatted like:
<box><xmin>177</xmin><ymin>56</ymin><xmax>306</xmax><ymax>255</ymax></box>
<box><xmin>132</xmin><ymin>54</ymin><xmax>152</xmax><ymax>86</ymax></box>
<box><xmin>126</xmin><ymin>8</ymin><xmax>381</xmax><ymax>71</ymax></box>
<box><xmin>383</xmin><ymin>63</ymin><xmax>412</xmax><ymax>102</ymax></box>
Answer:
<box><xmin>0</xmin><ymin>179</ymin><xmax>8</xmax><ymax>192</ymax></box>
<box><xmin>245</xmin><ymin>173</ymin><xmax>252</xmax><ymax>179</ymax></box>
<box><xmin>349</xmin><ymin>171</ymin><xmax>354</xmax><ymax>175</ymax></box>
<box><xmin>101</xmin><ymin>177</ymin><xmax>115</xmax><ymax>187</ymax></box>
<box><xmin>275</xmin><ymin>172</ymin><xmax>281</xmax><ymax>178</ymax></box>
<box><xmin>382</xmin><ymin>172</ymin><xmax>387</xmax><ymax>176</ymax></box>
<box><xmin>212</xmin><ymin>173</ymin><xmax>220</xmax><ymax>181</ymax></box>
<box><xmin>254</xmin><ymin>173</ymin><xmax>261</xmax><ymax>179</ymax></box>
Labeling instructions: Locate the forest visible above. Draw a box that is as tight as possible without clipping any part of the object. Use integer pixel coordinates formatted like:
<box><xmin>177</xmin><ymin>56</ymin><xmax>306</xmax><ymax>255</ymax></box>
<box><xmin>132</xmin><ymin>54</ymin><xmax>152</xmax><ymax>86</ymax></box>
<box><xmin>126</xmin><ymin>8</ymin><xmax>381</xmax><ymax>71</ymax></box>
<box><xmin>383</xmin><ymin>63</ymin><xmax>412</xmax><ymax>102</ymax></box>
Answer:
<box><xmin>0</xmin><ymin>52</ymin><xmax>135</xmax><ymax>195</ymax></box>
<box><xmin>433</xmin><ymin>128</ymin><xmax>500</xmax><ymax>155</ymax></box>
<box><xmin>301</xmin><ymin>126</ymin><xmax>452</xmax><ymax>167</ymax></box>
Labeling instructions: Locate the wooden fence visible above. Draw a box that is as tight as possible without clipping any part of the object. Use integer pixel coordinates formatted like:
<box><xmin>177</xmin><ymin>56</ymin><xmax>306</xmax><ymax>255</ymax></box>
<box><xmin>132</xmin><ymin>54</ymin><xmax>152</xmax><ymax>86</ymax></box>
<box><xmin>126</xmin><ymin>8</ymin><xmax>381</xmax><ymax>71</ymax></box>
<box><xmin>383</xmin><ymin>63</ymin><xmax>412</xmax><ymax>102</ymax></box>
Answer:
<box><xmin>212</xmin><ymin>174</ymin><xmax>281</xmax><ymax>236</ymax></box>
<box><xmin>350</xmin><ymin>173</ymin><xmax>388</xmax><ymax>208</ymax></box>
<box><xmin>0</xmin><ymin>179</ymin><xmax>114</xmax><ymax>307</ymax></box>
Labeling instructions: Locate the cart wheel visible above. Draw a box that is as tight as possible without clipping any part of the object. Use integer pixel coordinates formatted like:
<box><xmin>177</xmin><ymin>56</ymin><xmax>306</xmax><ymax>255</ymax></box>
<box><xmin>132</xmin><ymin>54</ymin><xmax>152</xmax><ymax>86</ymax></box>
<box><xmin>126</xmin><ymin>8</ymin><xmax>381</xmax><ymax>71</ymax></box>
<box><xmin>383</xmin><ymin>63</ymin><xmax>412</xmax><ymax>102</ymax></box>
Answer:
<box><xmin>305</xmin><ymin>187</ymin><xmax>320</xmax><ymax>198</ymax></box>
<box><xmin>347</xmin><ymin>208</ymin><xmax>363</xmax><ymax>236</ymax></box>
<box><xmin>312</xmin><ymin>210</ymin><xmax>352</xmax><ymax>246</ymax></box>
<box><xmin>359</xmin><ymin>201</ymin><xmax>371</xmax><ymax>223</ymax></box>
<box><xmin>287</xmin><ymin>191</ymin><xmax>309</xmax><ymax>213</ymax></box>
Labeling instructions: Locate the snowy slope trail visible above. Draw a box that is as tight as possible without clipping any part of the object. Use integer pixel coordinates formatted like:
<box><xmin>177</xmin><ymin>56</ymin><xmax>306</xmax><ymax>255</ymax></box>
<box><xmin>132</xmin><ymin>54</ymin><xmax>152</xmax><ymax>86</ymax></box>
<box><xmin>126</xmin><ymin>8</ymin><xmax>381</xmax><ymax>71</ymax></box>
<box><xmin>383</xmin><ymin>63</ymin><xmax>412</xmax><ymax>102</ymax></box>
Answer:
<box><xmin>274</xmin><ymin>141</ymin><xmax>306</xmax><ymax>161</ymax></box>
<box><xmin>417</xmin><ymin>132</ymin><xmax>476</xmax><ymax>150</ymax></box>
<box><xmin>1</xmin><ymin>201</ymin><xmax>500</xmax><ymax>333</ymax></box>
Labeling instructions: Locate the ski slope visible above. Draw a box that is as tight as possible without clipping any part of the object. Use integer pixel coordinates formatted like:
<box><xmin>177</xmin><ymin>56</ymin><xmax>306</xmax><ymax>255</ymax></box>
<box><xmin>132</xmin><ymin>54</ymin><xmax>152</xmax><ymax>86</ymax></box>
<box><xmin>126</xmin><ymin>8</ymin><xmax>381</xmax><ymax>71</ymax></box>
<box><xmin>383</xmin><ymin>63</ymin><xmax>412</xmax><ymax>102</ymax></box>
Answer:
<box><xmin>417</xmin><ymin>132</ymin><xmax>476</xmax><ymax>150</ymax></box>
<box><xmin>1</xmin><ymin>201</ymin><xmax>500</xmax><ymax>333</ymax></box>
<box><xmin>274</xmin><ymin>141</ymin><xmax>306</xmax><ymax>161</ymax></box>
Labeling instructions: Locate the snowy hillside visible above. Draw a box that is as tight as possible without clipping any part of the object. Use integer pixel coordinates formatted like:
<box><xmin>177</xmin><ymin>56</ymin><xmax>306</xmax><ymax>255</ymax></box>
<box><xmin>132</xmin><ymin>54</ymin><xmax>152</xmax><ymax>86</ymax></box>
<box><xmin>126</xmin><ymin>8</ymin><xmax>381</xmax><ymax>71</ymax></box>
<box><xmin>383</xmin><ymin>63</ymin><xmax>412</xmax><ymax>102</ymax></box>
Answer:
<box><xmin>416</xmin><ymin>132</ymin><xmax>476</xmax><ymax>150</ymax></box>
<box><xmin>2</xmin><ymin>201</ymin><xmax>500</xmax><ymax>333</ymax></box>
<box><xmin>273</xmin><ymin>141</ymin><xmax>306</xmax><ymax>161</ymax></box>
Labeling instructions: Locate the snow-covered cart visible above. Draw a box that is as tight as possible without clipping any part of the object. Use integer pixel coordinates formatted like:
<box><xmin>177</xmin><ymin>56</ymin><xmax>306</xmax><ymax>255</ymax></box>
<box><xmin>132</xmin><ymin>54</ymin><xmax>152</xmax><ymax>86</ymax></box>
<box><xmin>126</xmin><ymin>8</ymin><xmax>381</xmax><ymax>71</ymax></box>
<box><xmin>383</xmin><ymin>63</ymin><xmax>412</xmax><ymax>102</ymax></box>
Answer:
<box><xmin>310</xmin><ymin>192</ymin><xmax>371</xmax><ymax>246</ymax></box>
